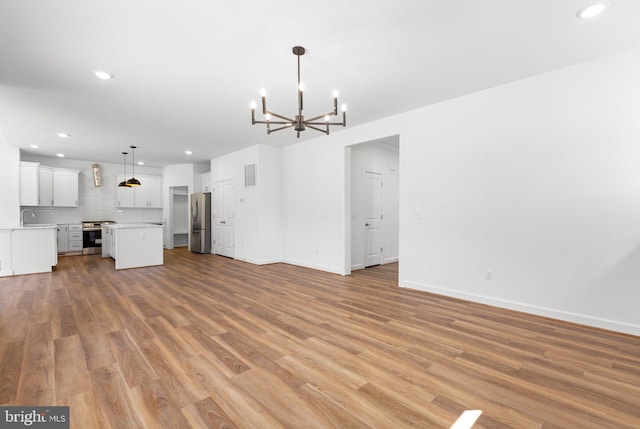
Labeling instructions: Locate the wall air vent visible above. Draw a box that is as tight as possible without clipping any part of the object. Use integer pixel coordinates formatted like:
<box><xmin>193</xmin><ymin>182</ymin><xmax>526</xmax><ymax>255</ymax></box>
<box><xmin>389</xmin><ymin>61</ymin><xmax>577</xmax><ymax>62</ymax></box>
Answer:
<box><xmin>244</xmin><ymin>163</ymin><xmax>257</xmax><ymax>187</ymax></box>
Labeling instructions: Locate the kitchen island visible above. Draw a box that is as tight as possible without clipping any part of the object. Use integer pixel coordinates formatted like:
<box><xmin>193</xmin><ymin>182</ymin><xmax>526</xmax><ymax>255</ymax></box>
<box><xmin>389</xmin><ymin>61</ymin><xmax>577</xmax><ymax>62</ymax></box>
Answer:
<box><xmin>102</xmin><ymin>223</ymin><xmax>163</xmax><ymax>270</ymax></box>
<box><xmin>0</xmin><ymin>224</ymin><xmax>58</xmax><ymax>276</ymax></box>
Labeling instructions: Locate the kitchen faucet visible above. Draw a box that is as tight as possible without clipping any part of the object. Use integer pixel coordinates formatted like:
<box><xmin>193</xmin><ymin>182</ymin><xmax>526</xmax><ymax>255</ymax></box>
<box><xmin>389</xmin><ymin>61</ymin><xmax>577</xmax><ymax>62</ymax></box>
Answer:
<box><xmin>20</xmin><ymin>208</ymin><xmax>35</xmax><ymax>227</ymax></box>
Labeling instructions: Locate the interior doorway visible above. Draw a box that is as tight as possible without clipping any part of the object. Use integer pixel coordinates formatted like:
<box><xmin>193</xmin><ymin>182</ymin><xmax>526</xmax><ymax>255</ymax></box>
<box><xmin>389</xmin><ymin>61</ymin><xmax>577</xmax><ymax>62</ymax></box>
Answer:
<box><xmin>168</xmin><ymin>186</ymin><xmax>189</xmax><ymax>249</ymax></box>
<box><xmin>349</xmin><ymin>136</ymin><xmax>399</xmax><ymax>272</ymax></box>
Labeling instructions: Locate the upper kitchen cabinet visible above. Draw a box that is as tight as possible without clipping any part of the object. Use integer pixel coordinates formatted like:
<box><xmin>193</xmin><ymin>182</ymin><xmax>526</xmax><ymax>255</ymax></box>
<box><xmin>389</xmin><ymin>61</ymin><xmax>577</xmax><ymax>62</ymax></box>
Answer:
<box><xmin>39</xmin><ymin>166</ymin><xmax>54</xmax><ymax>206</ymax></box>
<box><xmin>116</xmin><ymin>174</ymin><xmax>162</xmax><ymax>208</ymax></box>
<box><xmin>138</xmin><ymin>175</ymin><xmax>162</xmax><ymax>208</ymax></box>
<box><xmin>116</xmin><ymin>175</ymin><xmax>135</xmax><ymax>208</ymax></box>
<box><xmin>53</xmin><ymin>168</ymin><xmax>80</xmax><ymax>207</ymax></box>
<box><xmin>19</xmin><ymin>162</ymin><xmax>39</xmax><ymax>206</ymax></box>
<box><xmin>19</xmin><ymin>163</ymin><xmax>79</xmax><ymax>207</ymax></box>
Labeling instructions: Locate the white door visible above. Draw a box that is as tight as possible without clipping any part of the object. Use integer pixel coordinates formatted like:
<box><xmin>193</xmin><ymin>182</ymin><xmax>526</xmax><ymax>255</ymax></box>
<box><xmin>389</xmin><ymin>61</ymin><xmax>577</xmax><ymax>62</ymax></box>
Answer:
<box><xmin>213</xmin><ymin>180</ymin><xmax>235</xmax><ymax>258</ymax></box>
<box><xmin>364</xmin><ymin>172</ymin><xmax>383</xmax><ymax>267</ymax></box>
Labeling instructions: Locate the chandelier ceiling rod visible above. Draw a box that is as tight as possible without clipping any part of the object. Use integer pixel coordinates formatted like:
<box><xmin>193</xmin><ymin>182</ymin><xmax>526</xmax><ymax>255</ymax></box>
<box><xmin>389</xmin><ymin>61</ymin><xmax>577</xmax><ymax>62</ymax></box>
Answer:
<box><xmin>251</xmin><ymin>46</ymin><xmax>347</xmax><ymax>138</ymax></box>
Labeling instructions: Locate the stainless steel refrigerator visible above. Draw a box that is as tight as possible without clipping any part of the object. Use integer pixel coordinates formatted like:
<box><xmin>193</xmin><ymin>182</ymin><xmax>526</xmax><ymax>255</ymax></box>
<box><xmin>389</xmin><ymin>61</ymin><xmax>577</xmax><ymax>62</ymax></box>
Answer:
<box><xmin>189</xmin><ymin>192</ymin><xmax>211</xmax><ymax>253</ymax></box>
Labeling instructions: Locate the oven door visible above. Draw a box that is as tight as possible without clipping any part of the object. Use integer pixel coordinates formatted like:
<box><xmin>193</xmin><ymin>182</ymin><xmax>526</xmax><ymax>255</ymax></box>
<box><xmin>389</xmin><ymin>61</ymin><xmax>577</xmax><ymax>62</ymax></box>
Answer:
<box><xmin>83</xmin><ymin>228</ymin><xmax>102</xmax><ymax>254</ymax></box>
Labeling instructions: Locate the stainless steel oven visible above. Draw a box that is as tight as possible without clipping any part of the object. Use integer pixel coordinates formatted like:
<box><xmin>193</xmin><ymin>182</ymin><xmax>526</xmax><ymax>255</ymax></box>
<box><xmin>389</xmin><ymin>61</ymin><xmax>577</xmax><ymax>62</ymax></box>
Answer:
<box><xmin>82</xmin><ymin>221</ymin><xmax>115</xmax><ymax>255</ymax></box>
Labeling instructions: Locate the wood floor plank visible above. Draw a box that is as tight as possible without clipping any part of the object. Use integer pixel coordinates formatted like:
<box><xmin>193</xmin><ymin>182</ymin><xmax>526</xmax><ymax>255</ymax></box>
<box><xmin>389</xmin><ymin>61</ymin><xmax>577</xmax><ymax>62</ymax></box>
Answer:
<box><xmin>90</xmin><ymin>365</ymin><xmax>144</xmax><ymax>429</ymax></box>
<box><xmin>126</xmin><ymin>379</ymin><xmax>192</xmax><ymax>429</ymax></box>
<box><xmin>0</xmin><ymin>248</ymin><xmax>638</xmax><ymax>428</ymax></box>
<box><xmin>106</xmin><ymin>329</ymin><xmax>158</xmax><ymax>389</ymax></box>
<box><xmin>54</xmin><ymin>334</ymin><xmax>91</xmax><ymax>400</ymax></box>
<box><xmin>0</xmin><ymin>341</ymin><xmax>24</xmax><ymax>404</ymax></box>
<box><xmin>181</xmin><ymin>396</ymin><xmax>239</xmax><ymax>429</ymax></box>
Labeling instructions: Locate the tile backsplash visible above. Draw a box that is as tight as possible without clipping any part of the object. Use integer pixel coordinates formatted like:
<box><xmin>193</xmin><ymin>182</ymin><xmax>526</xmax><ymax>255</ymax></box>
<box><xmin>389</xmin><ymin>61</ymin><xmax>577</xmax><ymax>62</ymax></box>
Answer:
<box><xmin>21</xmin><ymin>156</ymin><xmax>164</xmax><ymax>225</ymax></box>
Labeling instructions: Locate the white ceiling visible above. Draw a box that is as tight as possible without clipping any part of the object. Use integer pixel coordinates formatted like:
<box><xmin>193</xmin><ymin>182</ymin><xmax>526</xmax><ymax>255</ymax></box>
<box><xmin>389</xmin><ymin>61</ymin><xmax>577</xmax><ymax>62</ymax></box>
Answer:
<box><xmin>1</xmin><ymin>0</ymin><xmax>639</xmax><ymax>166</ymax></box>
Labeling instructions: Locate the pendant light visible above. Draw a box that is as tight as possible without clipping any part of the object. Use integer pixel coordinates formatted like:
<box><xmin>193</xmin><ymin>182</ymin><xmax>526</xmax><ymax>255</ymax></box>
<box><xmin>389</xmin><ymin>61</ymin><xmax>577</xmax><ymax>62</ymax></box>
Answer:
<box><xmin>126</xmin><ymin>145</ymin><xmax>141</xmax><ymax>187</ymax></box>
<box><xmin>118</xmin><ymin>152</ymin><xmax>131</xmax><ymax>188</ymax></box>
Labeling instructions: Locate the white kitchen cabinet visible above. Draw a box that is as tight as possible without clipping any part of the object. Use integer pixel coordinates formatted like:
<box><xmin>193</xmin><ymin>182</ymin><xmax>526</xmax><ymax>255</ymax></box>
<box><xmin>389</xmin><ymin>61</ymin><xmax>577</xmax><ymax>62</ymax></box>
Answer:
<box><xmin>102</xmin><ymin>224</ymin><xmax>163</xmax><ymax>269</ymax></box>
<box><xmin>39</xmin><ymin>166</ymin><xmax>54</xmax><ymax>206</ymax></box>
<box><xmin>116</xmin><ymin>175</ymin><xmax>136</xmax><ymax>207</ymax></box>
<box><xmin>21</xmin><ymin>164</ymin><xmax>79</xmax><ymax>207</ymax></box>
<box><xmin>56</xmin><ymin>224</ymin><xmax>82</xmax><ymax>254</ymax></box>
<box><xmin>19</xmin><ymin>162</ymin><xmax>40</xmax><ymax>206</ymax></box>
<box><xmin>68</xmin><ymin>224</ymin><xmax>83</xmax><ymax>252</ymax></box>
<box><xmin>53</xmin><ymin>168</ymin><xmax>80</xmax><ymax>207</ymax></box>
<box><xmin>136</xmin><ymin>175</ymin><xmax>162</xmax><ymax>208</ymax></box>
<box><xmin>115</xmin><ymin>174</ymin><xmax>162</xmax><ymax>208</ymax></box>
<box><xmin>10</xmin><ymin>225</ymin><xmax>58</xmax><ymax>275</ymax></box>
<box><xmin>200</xmin><ymin>171</ymin><xmax>212</xmax><ymax>193</ymax></box>
<box><xmin>57</xmin><ymin>224</ymin><xmax>69</xmax><ymax>253</ymax></box>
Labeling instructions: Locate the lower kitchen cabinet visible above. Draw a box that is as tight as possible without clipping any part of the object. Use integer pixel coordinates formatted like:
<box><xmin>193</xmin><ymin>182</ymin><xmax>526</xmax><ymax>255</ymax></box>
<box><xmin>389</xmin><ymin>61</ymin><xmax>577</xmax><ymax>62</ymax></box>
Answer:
<box><xmin>57</xmin><ymin>224</ymin><xmax>69</xmax><ymax>253</ymax></box>
<box><xmin>68</xmin><ymin>224</ymin><xmax>83</xmax><ymax>252</ymax></box>
<box><xmin>57</xmin><ymin>223</ymin><xmax>83</xmax><ymax>254</ymax></box>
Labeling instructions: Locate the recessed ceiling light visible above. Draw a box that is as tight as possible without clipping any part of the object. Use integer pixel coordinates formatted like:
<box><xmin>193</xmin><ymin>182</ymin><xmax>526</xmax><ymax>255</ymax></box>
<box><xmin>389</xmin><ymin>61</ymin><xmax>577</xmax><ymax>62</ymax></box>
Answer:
<box><xmin>29</xmin><ymin>144</ymin><xmax>40</xmax><ymax>149</ymax></box>
<box><xmin>57</xmin><ymin>132</ymin><xmax>70</xmax><ymax>138</ymax></box>
<box><xmin>93</xmin><ymin>70</ymin><xmax>113</xmax><ymax>80</ymax></box>
<box><xmin>185</xmin><ymin>150</ymin><xmax>193</xmax><ymax>155</ymax></box>
<box><xmin>137</xmin><ymin>161</ymin><xmax>144</xmax><ymax>165</ymax></box>
<box><xmin>576</xmin><ymin>1</ymin><xmax>609</xmax><ymax>18</ymax></box>
<box><xmin>56</xmin><ymin>153</ymin><xmax>65</xmax><ymax>157</ymax></box>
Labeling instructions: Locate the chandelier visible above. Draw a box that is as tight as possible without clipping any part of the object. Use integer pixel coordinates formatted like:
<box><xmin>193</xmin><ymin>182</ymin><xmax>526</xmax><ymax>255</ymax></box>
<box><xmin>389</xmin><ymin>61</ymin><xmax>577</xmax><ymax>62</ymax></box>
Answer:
<box><xmin>251</xmin><ymin>46</ymin><xmax>347</xmax><ymax>138</ymax></box>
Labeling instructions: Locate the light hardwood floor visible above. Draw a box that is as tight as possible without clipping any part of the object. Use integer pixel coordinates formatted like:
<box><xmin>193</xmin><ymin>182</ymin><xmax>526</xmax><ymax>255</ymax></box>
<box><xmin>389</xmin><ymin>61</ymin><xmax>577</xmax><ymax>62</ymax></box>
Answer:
<box><xmin>1</xmin><ymin>248</ymin><xmax>639</xmax><ymax>428</ymax></box>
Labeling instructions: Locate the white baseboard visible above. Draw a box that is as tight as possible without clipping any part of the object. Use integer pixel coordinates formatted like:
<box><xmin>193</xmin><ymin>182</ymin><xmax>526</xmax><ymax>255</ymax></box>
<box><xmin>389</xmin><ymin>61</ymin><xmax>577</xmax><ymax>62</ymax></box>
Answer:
<box><xmin>0</xmin><ymin>269</ymin><xmax>13</xmax><ymax>277</ymax></box>
<box><xmin>383</xmin><ymin>257</ymin><xmax>399</xmax><ymax>264</ymax></box>
<box><xmin>402</xmin><ymin>280</ymin><xmax>640</xmax><ymax>337</ymax></box>
<box><xmin>281</xmin><ymin>258</ymin><xmax>345</xmax><ymax>275</ymax></box>
<box><xmin>237</xmin><ymin>257</ymin><xmax>281</xmax><ymax>266</ymax></box>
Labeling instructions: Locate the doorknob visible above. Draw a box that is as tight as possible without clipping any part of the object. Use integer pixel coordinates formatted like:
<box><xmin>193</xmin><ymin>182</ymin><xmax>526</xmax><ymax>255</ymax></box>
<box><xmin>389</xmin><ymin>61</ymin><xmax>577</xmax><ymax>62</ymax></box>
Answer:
<box><xmin>365</xmin><ymin>223</ymin><xmax>370</xmax><ymax>227</ymax></box>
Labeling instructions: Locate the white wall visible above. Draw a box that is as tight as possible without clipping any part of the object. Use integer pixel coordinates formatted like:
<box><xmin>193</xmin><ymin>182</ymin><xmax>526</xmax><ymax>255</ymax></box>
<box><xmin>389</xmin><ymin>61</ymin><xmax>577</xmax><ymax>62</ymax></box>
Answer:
<box><xmin>258</xmin><ymin>145</ymin><xmax>282</xmax><ymax>263</ymax></box>
<box><xmin>279</xmin><ymin>47</ymin><xmax>640</xmax><ymax>335</ymax></box>
<box><xmin>399</xmin><ymin>48</ymin><xmax>640</xmax><ymax>335</ymax></box>
<box><xmin>350</xmin><ymin>141</ymin><xmax>400</xmax><ymax>270</ymax></box>
<box><xmin>0</xmin><ymin>133</ymin><xmax>19</xmax><ymax>275</ymax></box>
<box><xmin>211</xmin><ymin>144</ymin><xmax>282</xmax><ymax>264</ymax></box>
<box><xmin>0</xmin><ymin>133</ymin><xmax>20</xmax><ymax>227</ymax></box>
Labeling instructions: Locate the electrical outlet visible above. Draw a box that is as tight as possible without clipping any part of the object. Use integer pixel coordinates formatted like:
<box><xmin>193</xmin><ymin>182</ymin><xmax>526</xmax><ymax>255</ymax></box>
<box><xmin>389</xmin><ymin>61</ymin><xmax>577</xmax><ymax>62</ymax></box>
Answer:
<box><xmin>484</xmin><ymin>269</ymin><xmax>494</xmax><ymax>281</ymax></box>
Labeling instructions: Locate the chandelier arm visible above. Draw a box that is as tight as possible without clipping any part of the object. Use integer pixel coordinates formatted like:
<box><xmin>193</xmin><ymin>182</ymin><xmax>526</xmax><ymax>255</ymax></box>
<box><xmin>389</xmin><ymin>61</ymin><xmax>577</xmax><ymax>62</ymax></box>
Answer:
<box><xmin>268</xmin><ymin>124</ymin><xmax>296</xmax><ymax>133</ymax></box>
<box><xmin>306</xmin><ymin>121</ymin><xmax>345</xmax><ymax>126</ymax></box>
<box><xmin>305</xmin><ymin>111</ymin><xmax>338</xmax><ymax>123</ymax></box>
<box><xmin>254</xmin><ymin>120</ymin><xmax>291</xmax><ymax>125</ymax></box>
<box><xmin>305</xmin><ymin>124</ymin><xmax>329</xmax><ymax>134</ymax></box>
<box><xmin>264</xmin><ymin>111</ymin><xmax>295</xmax><ymax>122</ymax></box>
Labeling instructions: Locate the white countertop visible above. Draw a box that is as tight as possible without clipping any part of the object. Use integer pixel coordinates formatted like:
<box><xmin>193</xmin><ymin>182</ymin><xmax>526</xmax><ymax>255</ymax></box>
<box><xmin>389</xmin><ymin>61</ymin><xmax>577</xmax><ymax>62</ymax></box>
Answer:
<box><xmin>0</xmin><ymin>224</ymin><xmax>58</xmax><ymax>231</ymax></box>
<box><xmin>103</xmin><ymin>223</ymin><xmax>164</xmax><ymax>229</ymax></box>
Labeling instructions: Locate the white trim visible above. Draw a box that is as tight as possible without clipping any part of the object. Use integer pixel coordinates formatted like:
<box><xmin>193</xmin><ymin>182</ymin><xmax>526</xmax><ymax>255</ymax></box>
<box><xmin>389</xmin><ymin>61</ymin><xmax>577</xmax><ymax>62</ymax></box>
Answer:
<box><xmin>236</xmin><ymin>257</ymin><xmax>281</xmax><ymax>266</ymax></box>
<box><xmin>281</xmin><ymin>258</ymin><xmax>346</xmax><ymax>275</ymax></box>
<box><xmin>402</xmin><ymin>280</ymin><xmax>640</xmax><ymax>337</ymax></box>
<box><xmin>0</xmin><ymin>269</ymin><xmax>14</xmax><ymax>277</ymax></box>
<box><xmin>383</xmin><ymin>257</ymin><xmax>399</xmax><ymax>264</ymax></box>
